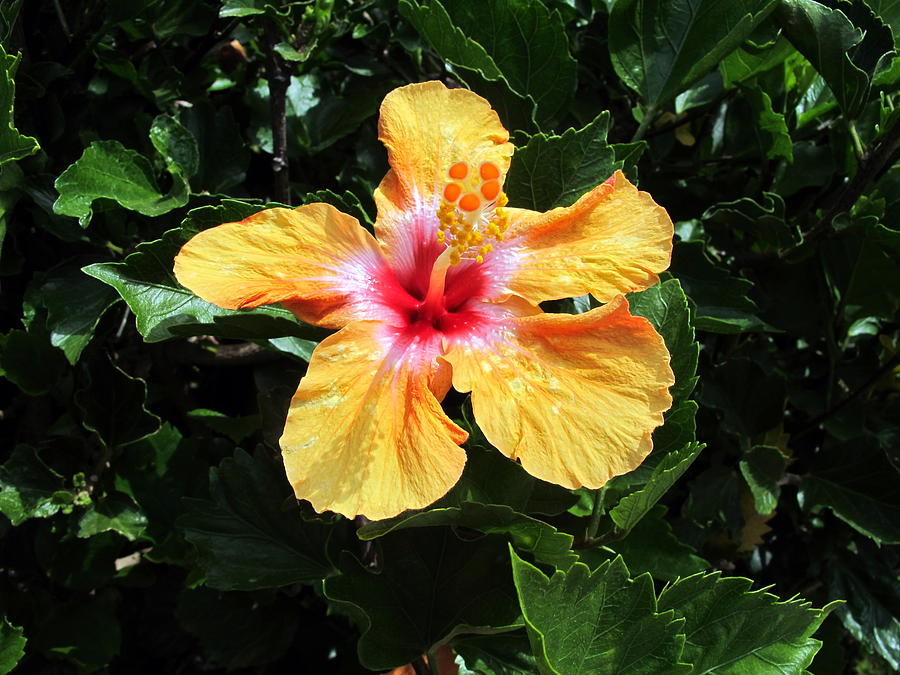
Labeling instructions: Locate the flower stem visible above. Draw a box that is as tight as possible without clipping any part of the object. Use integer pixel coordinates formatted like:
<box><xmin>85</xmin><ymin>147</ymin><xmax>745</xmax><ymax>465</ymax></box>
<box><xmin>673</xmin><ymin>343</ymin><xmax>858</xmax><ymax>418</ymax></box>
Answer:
<box><xmin>848</xmin><ymin>120</ymin><xmax>865</xmax><ymax>162</ymax></box>
<box><xmin>585</xmin><ymin>485</ymin><xmax>608</xmax><ymax>543</ymax></box>
<box><xmin>630</xmin><ymin>105</ymin><xmax>657</xmax><ymax>142</ymax></box>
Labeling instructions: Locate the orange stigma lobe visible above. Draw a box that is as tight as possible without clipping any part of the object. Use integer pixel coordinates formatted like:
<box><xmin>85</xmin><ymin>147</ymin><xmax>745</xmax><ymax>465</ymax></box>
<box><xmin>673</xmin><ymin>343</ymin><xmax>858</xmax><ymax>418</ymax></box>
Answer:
<box><xmin>480</xmin><ymin>180</ymin><xmax>500</xmax><ymax>201</ymax></box>
<box><xmin>459</xmin><ymin>193</ymin><xmax>481</xmax><ymax>212</ymax></box>
<box><xmin>480</xmin><ymin>162</ymin><xmax>500</xmax><ymax>180</ymax></box>
<box><xmin>449</xmin><ymin>162</ymin><xmax>468</xmax><ymax>180</ymax></box>
<box><xmin>443</xmin><ymin>182</ymin><xmax>462</xmax><ymax>202</ymax></box>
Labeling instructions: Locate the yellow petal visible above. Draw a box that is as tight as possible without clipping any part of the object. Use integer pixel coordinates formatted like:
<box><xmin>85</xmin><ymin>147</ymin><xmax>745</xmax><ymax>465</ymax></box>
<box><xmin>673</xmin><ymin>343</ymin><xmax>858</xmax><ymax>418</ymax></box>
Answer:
<box><xmin>174</xmin><ymin>203</ymin><xmax>393</xmax><ymax>330</ymax></box>
<box><xmin>443</xmin><ymin>296</ymin><xmax>673</xmax><ymax>488</ymax></box>
<box><xmin>374</xmin><ymin>81</ymin><xmax>514</xmax><ymax>260</ymax></box>
<box><xmin>503</xmin><ymin>171</ymin><xmax>673</xmax><ymax>304</ymax></box>
<box><xmin>281</xmin><ymin>321</ymin><xmax>468</xmax><ymax>520</ymax></box>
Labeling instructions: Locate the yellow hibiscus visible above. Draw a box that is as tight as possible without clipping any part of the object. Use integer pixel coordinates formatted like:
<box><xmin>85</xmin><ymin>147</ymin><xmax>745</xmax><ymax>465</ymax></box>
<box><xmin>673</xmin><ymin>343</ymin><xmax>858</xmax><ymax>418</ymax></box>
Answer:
<box><xmin>174</xmin><ymin>81</ymin><xmax>675</xmax><ymax>520</ymax></box>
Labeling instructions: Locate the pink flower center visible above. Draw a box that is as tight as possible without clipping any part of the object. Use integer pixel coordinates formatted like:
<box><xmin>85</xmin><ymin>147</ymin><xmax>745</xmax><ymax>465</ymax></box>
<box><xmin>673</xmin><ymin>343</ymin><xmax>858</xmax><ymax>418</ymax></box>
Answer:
<box><xmin>373</xmin><ymin>245</ymin><xmax>494</xmax><ymax>343</ymax></box>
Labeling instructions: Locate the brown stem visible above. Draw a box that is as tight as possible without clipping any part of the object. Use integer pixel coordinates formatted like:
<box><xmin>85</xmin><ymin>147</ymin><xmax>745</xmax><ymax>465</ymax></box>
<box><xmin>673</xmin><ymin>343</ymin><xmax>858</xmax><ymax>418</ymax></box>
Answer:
<box><xmin>264</xmin><ymin>19</ymin><xmax>291</xmax><ymax>205</ymax></box>
<box><xmin>795</xmin><ymin>354</ymin><xmax>900</xmax><ymax>438</ymax></box>
<box><xmin>163</xmin><ymin>341</ymin><xmax>281</xmax><ymax>367</ymax></box>
<box><xmin>806</xmin><ymin>115</ymin><xmax>900</xmax><ymax>243</ymax></box>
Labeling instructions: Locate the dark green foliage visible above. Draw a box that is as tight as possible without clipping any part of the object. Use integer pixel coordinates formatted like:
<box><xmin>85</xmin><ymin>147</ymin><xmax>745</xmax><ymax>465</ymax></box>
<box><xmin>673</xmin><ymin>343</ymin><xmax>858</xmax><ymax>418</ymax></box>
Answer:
<box><xmin>1</xmin><ymin>0</ymin><xmax>899</xmax><ymax>672</ymax></box>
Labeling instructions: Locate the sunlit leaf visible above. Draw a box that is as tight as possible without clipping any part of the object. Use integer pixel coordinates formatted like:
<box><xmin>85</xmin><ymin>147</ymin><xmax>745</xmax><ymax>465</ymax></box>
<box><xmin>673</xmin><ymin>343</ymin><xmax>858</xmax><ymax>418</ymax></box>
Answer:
<box><xmin>399</xmin><ymin>0</ymin><xmax>576</xmax><ymax>126</ymax></box>
<box><xmin>609</xmin><ymin>0</ymin><xmax>779</xmax><ymax>110</ymax></box>
<box><xmin>505</xmin><ymin>113</ymin><xmax>620</xmax><ymax>211</ymax></box>
<box><xmin>0</xmin><ymin>44</ymin><xmax>38</xmax><ymax>165</ymax></box>
<box><xmin>511</xmin><ymin>550</ymin><xmax>689</xmax><ymax>674</ymax></box>
<box><xmin>0</xmin><ymin>446</ymin><xmax>69</xmax><ymax>526</ymax></box>
<box><xmin>657</xmin><ymin>572</ymin><xmax>838</xmax><ymax>673</ymax></box>
<box><xmin>53</xmin><ymin>140</ymin><xmax>188</xmax><ymax>227</ymax></box>
<box><xmin>0</xmin><ymin>617</ymin><xmax>25</xmax><ymax>675</ymax></box>
<box><xmin>739</xmin><ymin>445</ymin><xmax>788</xmax><ymax>516</ymax></box>
<box><xmin>776</xmin><ymin>0</ymin><xmax>895</xmax><ymax>117</ymax></box>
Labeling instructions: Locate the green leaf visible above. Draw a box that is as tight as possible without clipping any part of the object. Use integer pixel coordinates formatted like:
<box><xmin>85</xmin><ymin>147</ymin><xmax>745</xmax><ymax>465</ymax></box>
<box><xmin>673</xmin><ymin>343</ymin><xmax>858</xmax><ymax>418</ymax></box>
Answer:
<box><xmin>326</xmin><ymin>529</ymin><xmax>521</xmax><ymax>671</ymax></box>
<box><xmin>446</xmin><ymin>444</ymin><xmax>578</xmax><ymax>517</ymax></box>
<box><xmin>179</xmin><ymin>102</ymin><xmax>249</xmax><ymax>193</ymax></box>
<box><xmin>186</xmin><ymin>408</ymin><xmax>261</xmax><ymax>443</ymax></box>
<box><xmin>0</xmin><ymin>1</ymin><xmax>22</xmax><ymax>45</ymax></box>
<box><xmin>266</xmin><ymin>335</ymin><xmax>317</xmax><ymax>362</ymax></box>
<box><xmin>302</xmin><ymin>188</ymin><xmax>373</xmax><ymax>226</ymax></box>
<box><xmin>657</xmin><ymin>572</ymin><xmax>837</xmax><ymax>673</ymax></box>
<box><xmin>53</xmin><ymin>140</ymin><xmax>188</xmax><ymax>226</ymax></box>
<box><xmin>82</xmin><ymin>201</ymin><xmax>315</xmax><ymax>342</ymax></box>
<box><xmin>178</xmin><ymin>449</ymin><xmax>336</xmax><ymax>590</ymax></box>
<box><xmin>611</xmin><ymin>140</ymin><xmax>647</xmax><ymax>179</ymax></box>
<box><xmin>700</xmin><ymin>358</ymin><xmax>786</xmax><ymax>438</ymax></box>
<box><xmin>149</xmin><ymin>114</ymin><xmax>199</xmax><ymax>178</ymax></box>
<box><xmin>358</xmin><ymin>502</ymin><xmax>577</xmax><ymax>570</ymax></box>
<box><xmin>0</xmin><ymin>326</ymin><xmax>67</xmax><ymax>395</ymax></box>
<box><xmin>607</xmin><ymin>505</ymin><xmax>707</xmax><ymax>581</ymax></box>
<box><xmin>505</xmin><ymin>113</ymin><xmax>620</xmax><ymax>211</ymax></box>
<box><xmin>399</xmin><ymin>0</ymin><xmax>577</xmax><ymax>126</ymax></box>
<box><xmin>455</xmin><ymin>633</ymin><xmax>537</xmax><ymax>675</ymax></box>
<box><xmin>742</xmin><ymin>85</ymin><xmax>793</xmax><ymax>161</ymax></box>
<box><xmin>799</xmin><ymin>438</ymin><xmax>900</xmax><ymax>544</ymax></box>
<box><xmin>606</xmin><ymin>399</ymin><xmax>700</xmax><ymax>498</ymax></box>
<box><xmin>114</xmin><ymin>423</ymin><xmax>206</xmax><ymax>558</ymax></box>
<box><xmin>609</xmin><ymin>0</ymin><xmax>779</xmax><ymax>110</ymax></box>
<box><xmin>0</xmin><ymin>617</ymin><xmax>25</xmax><ymax>675</ymax></box>
<box><xmin>775</xmin><ymin>0</ymin><xmax>895</xmax><ymax>117</ymax></box>
<box><xmin>0</xmin><ymin>445</ymin><xmax>67</xmax><ymax>526</ymax></box>
<box><xmin>304</xmin><ymin>89</ymin><xmax>382</xmax><ymax>153</ymax></box>
<box><xmin>510</xmin><ymin>550</ymin><xmax>689</xmax><ymax>674</ymax></box>
<box><xmin>682</xmin><ymin>465</ymin><xmax>743</xmax><ymax>533</ymax></box>
<box><xmin>821</xmin><ymin>218</ymin><xmax>900</xmax><ymax>322</ymax></box>
<box><xmin>825</xmin><ymin>542</ymin><xmax>900</xmax><ymax>670</ymax></box>
<box><xmin>0</xmin><ymin>45</ymin><xmax>39</xmax><ymax>165</ymax></box>
<box><xmin>176</xmin><ymin>587</ymin><xmax>299</xmax><ymax>669</ymax></box>
<box><xmin>25</xmin><ymin>266</ymin><xmax>119</xmax><ymax>364</ymax></box>
<box><xmin>720</xmin><ymin>38</ymin><xmax>796</xmax><ymax>88</ymax></box>
<box><xmin>75</xmin><ymin>356</ymin><xmax>161</xmax><ymax>448</ymax></box>
<box><xmin>739</xmin><ymin>445</ymin><xmax>788</xmax><ymax>516</ymax></box>
<box><xmin>609</xmin><ymin>442</ymin><xmax>704</xmax><ymax>533</ymax></box>
<box><xmin>30</xmin><ymin>590</ymin><xmax>121</xmax><ymax>670</ymax></box>
<box><xmin>627</xmin><ymin>278</ymin><xmax>699</xmax><ymax>402</ymax></box>
<box><xmin>220</xmin><ymin>0</ymin><xmax>267</xmax><ymax>17</ymax></box>
<box><xmin>670</xmin><ymin>241</ymin><xmax>767</xmax><ymax>334</ymax></box>
<box><xmin>77</xmin><ymin>494</ymin><xmax>147</xmax><ymax>541</ymax></box>
<box><xmin>703</xmin><ymin>193</ymin><xmax>801</xmax><ymax>252</ymax></box>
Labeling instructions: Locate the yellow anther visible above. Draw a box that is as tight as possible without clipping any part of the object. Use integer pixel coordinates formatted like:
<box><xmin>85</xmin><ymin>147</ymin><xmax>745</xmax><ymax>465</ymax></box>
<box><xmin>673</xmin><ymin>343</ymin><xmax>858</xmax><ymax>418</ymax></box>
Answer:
<box><xmin>438</xmin><ymin>164</ymin><xmax>508</xmax><ymax>265</ymax></box>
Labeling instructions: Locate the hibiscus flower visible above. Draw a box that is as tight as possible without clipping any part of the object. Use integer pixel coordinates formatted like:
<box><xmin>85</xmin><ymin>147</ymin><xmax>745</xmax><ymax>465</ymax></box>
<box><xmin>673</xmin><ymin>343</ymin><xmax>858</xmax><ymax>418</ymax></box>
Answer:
<box><xmin>174</xmin><ymin>81</ymin><xmax>674</xmax><ymax>520</ymax></box>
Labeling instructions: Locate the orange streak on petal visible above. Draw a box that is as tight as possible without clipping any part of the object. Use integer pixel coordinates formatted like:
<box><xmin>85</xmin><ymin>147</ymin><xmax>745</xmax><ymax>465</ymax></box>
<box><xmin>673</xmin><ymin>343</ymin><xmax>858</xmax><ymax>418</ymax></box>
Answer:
<box><xmin>174</xmin><ymin>204</ymin><xmax>388</xmax><ymax>330</ymax></box>
<box><xmin>281</xmin><ymin>321</ymin><xmax>467</xmax><ymax>520</ymax></box>
<box><xmin>445</xmin><ymin>297</ymin><xmax>674</xmax><ymax>489</ymax></box>
<box><xmin>503</xmin><ymin>171</ymin><xmax>674</xmax><ymax>305</ymax></box>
